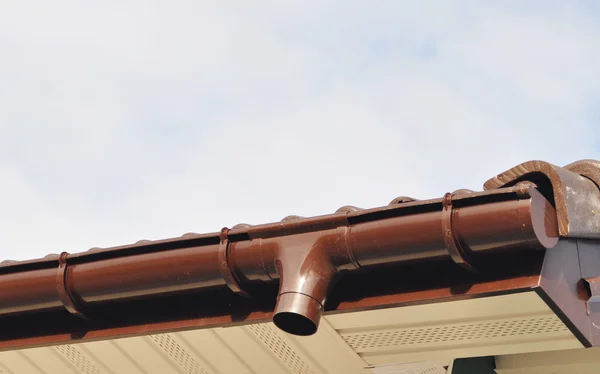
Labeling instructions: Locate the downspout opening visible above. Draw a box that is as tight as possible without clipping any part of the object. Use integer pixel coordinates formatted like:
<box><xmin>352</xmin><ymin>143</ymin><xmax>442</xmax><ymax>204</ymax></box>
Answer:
<box><xmin>273</xmin><ymin>292</ymin><xmax>321</xmax><ymax>336</ymax></box>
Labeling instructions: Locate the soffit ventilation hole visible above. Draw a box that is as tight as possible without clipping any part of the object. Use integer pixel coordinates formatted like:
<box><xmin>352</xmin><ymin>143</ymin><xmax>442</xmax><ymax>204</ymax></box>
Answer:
<box><xmin>247</xmin><ymin>324</ymin><xmax>314</xmax><ymax>374</ymax></box>
<box><xmin>343</xmin><ymin>316</ymin><xmax>569</xmax><ymax>350</ymax></box>
<box><xmin>55</xmin><ymin>345</ymin><xmax>101</xmax><ymax>374</ymax></box>
<box><xmin>150</xmin><ymin>334</ymin><xmax>209</xmax><ymax>374</ymax></box>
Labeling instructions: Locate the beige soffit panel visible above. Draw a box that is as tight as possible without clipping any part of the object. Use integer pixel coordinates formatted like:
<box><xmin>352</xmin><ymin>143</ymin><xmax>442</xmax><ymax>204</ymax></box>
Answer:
<box><xmin>0</xmin><ymin>292</ymin><xmax>587</xmax><ymax>373</ymax></box>
<box><xmin>495</xmin><ymin>346</ymin><xmax>600</xmax><ymax>374</ymax></box>
<box><xmin>324</xmin><ymin>292</ymin><xmax>583</xmax><ymax>366</ymax></box>
<box><xmin>0</xmin><ymin>318</ymin><xmax>368</xmax><ymax>374</ymax></box>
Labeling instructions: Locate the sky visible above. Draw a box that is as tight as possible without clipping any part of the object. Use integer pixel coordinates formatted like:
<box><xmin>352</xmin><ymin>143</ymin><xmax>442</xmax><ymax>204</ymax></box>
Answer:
<box><xmin>0</xmin><ymin>1</ymin><xmax>599</xmax><ymax>261</ymax></box>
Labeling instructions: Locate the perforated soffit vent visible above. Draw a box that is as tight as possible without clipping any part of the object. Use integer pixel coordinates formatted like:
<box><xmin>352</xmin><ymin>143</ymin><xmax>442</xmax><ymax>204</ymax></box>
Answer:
<box><xmin>247</xmin><ymin>323</ymin><xmax>316</xmax><ymax>374</ymax></box>
<box><xmin>343</xmin><ymin>315</ymin><xmax>568</xmax><ymax>351</ymax></box>
<box><xmin>149</xmin><ymin>334</ymin><xmax>210</xmax><ymax>374</ymax></box>
<box><xmin>326</xmin><ymin>292</ymin><xmax>582</xmax><ymax>366</ymax></box>
<box><xmin>55</xmin><ymin>345</ymin><xmax>102</xmax><ymax>374</ymax></box>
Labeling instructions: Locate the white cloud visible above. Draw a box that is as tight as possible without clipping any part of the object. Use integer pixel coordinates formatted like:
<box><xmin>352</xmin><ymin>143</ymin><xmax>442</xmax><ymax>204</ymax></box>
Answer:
<box><xmin>0</xmin><ymin>1</ymin><xmax>599</xmax><ymax>260</ymax></box>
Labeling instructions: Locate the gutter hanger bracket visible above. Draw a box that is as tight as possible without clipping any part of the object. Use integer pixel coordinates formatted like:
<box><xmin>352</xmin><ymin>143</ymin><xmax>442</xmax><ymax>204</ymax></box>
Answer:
<box><xmin>56</xmin><ymin>252</ymin><xmax>87</xmax><ymax>320</ymax></box>
<box><xmin>442</xmin><ymin>192</ymin><xmax>477</xmax><ymax>272</ymax></box>
<box><xmin>218</xmin><ymin>228</ymin><xmax>249</xmax><ymax>298</ymax></box>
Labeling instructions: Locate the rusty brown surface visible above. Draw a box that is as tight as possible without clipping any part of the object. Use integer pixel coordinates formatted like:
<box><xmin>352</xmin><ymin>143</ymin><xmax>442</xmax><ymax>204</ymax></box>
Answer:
<box><xmin>484</xmin><ymin>160</ymin><xmax>600</xmax><ymax>238</ymax></box>
<box><xmin>0</xmin><ymin>159</ymin><xmax>598</xmax><ymax>349</ymax></box>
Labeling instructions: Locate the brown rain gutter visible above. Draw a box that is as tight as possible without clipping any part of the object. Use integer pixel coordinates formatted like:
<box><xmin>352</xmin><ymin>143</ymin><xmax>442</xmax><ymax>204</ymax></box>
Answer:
<box><xmin>0</xmin><ymin>185</ymin><xmax>558</xmax><ymax>337</ymax></box>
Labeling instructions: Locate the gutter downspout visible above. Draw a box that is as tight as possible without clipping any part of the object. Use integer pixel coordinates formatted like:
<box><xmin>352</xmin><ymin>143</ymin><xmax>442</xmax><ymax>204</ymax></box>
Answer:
<box><xmin>272</xmin><ymin>232</ymin><xmax>338</xmax><ymax>336</ymax></box>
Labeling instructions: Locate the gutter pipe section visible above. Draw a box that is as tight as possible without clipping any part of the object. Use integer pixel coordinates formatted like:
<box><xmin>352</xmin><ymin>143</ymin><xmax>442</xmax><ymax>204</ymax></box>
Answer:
<box><xmin>0</xmin><ymin>186</ymin><xmax>558</xmax><ymax>336</ymax></box>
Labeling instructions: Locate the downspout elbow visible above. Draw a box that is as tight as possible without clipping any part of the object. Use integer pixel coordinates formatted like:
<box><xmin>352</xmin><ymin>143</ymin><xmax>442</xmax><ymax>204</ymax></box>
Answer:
<box><xmin>272</xmin><ymin>240</ymin><xmax>336</xmax><ymax>336</ymax></box>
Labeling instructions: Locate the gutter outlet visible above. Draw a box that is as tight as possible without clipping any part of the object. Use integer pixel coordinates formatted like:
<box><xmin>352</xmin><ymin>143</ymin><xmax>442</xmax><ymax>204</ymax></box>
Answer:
<box><xmin>272</xmin><ymin>235</ymin><xmax>337</xmax><ymax>336</ymax></box>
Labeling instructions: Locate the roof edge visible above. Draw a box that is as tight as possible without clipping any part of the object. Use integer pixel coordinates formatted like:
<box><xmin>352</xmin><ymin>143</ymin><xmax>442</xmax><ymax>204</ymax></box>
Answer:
<box><xmin>484</xmin><ymin>159</ymin><xmax>600</xmax><ymax>238</ymax></box>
